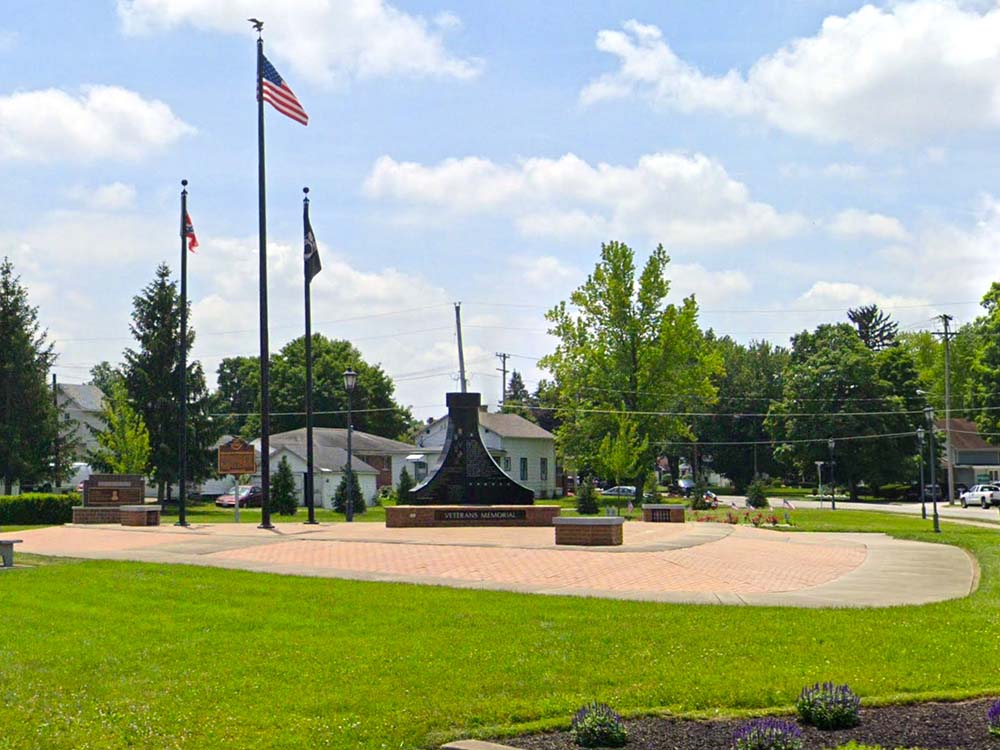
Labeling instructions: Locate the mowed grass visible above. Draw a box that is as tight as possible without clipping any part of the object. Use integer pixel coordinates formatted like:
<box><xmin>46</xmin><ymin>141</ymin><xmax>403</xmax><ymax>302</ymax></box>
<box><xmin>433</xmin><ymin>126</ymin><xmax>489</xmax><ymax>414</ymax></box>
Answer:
<box><xmin>1</xmin><ymin>512</ymin><xmax>998</xmax><ymax>750</ymax></box>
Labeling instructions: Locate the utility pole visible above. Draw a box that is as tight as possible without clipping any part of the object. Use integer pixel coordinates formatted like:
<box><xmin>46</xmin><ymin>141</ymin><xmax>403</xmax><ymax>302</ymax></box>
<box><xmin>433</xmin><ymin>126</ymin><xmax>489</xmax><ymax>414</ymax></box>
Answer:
<box><xmin>496</xmin><ymin>352</ymin><xmax>509</xmax><ymax>408</ymax></box>
<box><xmin>935</xmin><ymin>314</ymin><xmax>955</xmax><ymax>505</ymax></box>
<box><xmin>454</xmin><ymin>302</ymin><xmax>467</xmax><ymax>393</ymax></box>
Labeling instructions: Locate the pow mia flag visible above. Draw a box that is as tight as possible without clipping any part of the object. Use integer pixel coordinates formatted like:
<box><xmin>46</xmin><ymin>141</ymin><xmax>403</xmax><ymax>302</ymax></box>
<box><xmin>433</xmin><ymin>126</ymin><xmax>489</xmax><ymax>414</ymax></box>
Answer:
<box><xmin>304</xmin><ymin>197</ymin><xmax>321</xmax><ymax>283</ymax></box>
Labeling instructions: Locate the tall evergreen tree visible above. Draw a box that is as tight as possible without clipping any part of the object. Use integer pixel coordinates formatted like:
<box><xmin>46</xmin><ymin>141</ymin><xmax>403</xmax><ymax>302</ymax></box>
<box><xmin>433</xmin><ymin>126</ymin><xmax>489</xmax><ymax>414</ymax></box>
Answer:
<box><xmin>123</xmin><ymin>263</ymin><xmax>216</xmax><ymax>501</ymax></box>
<box><xmin>848</xmin><ymin>304</ymin><xmax>898</xmax><ymax>351</ymax></box>
<box><xmin>0</xmin><ymin>258</ymin><xmax>64</xmax><ymax>493</ymax></box>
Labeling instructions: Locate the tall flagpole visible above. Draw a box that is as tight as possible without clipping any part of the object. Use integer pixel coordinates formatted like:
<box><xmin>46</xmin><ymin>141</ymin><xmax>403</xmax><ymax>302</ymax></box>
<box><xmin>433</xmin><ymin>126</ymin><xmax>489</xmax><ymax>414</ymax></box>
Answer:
<box><xmin>255</xmin><ymin>27</ymin><xmax>273</xmax><ymax>530</ymax></box>
<box><xmin>303</xmin><ymin>187</ymin><xmax>317</xmax><ymax>525</ymax></box>
<box><xmin>177</xmin><ymin>179</ymin><xmax>190</xmax><ymax>527</ymax></box>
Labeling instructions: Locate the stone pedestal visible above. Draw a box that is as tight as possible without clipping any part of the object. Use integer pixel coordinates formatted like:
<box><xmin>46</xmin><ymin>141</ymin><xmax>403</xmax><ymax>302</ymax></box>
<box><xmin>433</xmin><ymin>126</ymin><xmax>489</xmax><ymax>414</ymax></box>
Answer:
<box><xmin>120</xmin><ymin>505</ymin><xmax>161</xmax><ymax>526</ymax></box>
<box><xmin>642</xmin><ymin>504</ymin><xmax>686</xmax><ymax>523</ymax></box>
<box><xmin>72</xmin><ymin>506</ymin><xmax>121</xmax><ymax>524</ymax></box>
<box><xmin>553</xmin><ymin>516</ymin><xmax>624</xmax><ymax>546</ymax></box>
<box><xmin>387</xmin><ymin>505</ymin><xmax>560</xmax><ymax>528</ymax></box>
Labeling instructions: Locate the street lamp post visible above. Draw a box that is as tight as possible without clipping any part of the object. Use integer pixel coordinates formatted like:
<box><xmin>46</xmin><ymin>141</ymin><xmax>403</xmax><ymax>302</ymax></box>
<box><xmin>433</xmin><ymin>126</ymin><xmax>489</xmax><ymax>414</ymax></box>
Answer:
<box><xmin>828</xmin><ymin>437</ymin><xmax>836</xmax><ymax>510</ymax></box>
<box><xmin>917</xmin><ymin>427</ymin><xmax>926</xmax><ymax>520</ymax></box>
<box><xmin>343</xmin><ymin>367</ymin><xmax>357</xmax><ymax>523</ymax></box>
<box><xmin>814</xmin><ymin>460</ymin><xmax>825</xmax><ymax>508</ymax></box>
<box><xmin>925</xmin><ymin>406</ymin><xmax>940</xmax><ymax>533</ymax></box>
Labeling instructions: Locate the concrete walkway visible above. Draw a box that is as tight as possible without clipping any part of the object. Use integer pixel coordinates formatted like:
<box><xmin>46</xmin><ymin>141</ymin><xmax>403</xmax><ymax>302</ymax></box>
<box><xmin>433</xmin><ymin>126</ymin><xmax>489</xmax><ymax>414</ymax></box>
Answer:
<box><xmin>2</xmin><ymin>520</ymin><xmax>977</xmax><ymax>608</ymax></box>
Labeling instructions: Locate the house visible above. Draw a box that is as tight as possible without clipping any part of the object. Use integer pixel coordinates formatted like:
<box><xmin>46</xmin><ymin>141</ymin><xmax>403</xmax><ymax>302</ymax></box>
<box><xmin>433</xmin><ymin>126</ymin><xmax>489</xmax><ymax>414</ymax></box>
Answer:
<box><xmin>56</xmin><ymin>383</ymin><xmax>106</xmax><ymax>458</ymax></box>
<box><xmin>414</xmin><ymin>406</ymin><xmax>559</xmax><ymax>498</ymax></box>
<box><xmin>261</xmin><ymin>443</ymin><xmax>379</xmax><ymax>509</ymax></box>
<box><xmin>937</xmin><ymin>418</ymin><xmax>1000</xmax><ymax>486</ymax></box>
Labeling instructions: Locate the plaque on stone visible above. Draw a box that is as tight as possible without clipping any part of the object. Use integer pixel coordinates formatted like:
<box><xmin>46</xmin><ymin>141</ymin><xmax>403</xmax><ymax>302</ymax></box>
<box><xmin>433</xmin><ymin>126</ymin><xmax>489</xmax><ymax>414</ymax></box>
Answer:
<box><xmin>83</xmin><ymin>475</ymin><xmax>145</xmax><ymax>507</ymax></box>
<box><xmin>409</xmin><ymin>392</ymin><xmax>535</xmax><ymax>506</ymax></box>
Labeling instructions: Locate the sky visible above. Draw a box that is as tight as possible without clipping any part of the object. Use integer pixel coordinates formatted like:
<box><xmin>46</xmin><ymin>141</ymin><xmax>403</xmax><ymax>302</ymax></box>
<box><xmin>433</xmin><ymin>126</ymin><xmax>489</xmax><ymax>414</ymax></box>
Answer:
<box><xmin>4</xmin><ymin>0</ymin><xmax>1000</xmax><ymax>421</ymax></box>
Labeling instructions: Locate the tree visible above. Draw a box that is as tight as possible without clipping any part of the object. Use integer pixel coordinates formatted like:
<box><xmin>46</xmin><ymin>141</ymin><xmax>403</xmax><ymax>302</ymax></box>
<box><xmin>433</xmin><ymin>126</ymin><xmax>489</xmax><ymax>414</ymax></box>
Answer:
<box><xmin>88</xmin><ymin>361</ymin><xmax>125</xmax><ymax>398</ymax></box>
<box><xmin>575</xmin><ymin>479</ymin><xmax>599</xmax><ymax>514</ymax></box>
<box><xmin>848</xmin><ymin>304</ymin><xmax>898</xmax><ymax>351</ymax></box>
<box><xmin>596</xmin><ymin>417</ymin><xmax>648</xmax><ymax>487</ymax></box>
<box><xmin>396</xmin><ymin>465</ymin><xmax>415</xmax><ymax>502</ymax></box>
<box><xmin>123</xmin><ymin>263</ymin><xmax>217</xmax><ymax>501</ymax></box>
<box><xmin>501</xmin><ymin>370</ymin><xmax>535</xmax><ymax>421</ymax></box>
<box><xmin>970</xmin><ymin>283</ymin><xmax>1000</xmax><ymax>438</ymax></box>
<box><xmin>214</xmin><ymin>355</ymin><xmax>260</xmax><ymax>437</ymax></box>
<box><xmin>765</xmin><ymin>324</ymin><xmax>921</xmax><ymax>500</ymax></box>
<box><xmin>0</xmin><ymin>258</ymin><xmax>64</xmax><ymax>493</ymax></box>
<box><xmin>540</xmin><ymin>241</ymin><xmax>721</xmax><ymax>488</ymax></box>
<box><xmin>271</xmin><ymin>455</ymin><xmax>298</xmax><ymax>515</ymax></box>
<box><xmin>334</xmin><ymin>468</ymin><xmax>366</xmax><ymax>515</ymax></box>
<box><xmin>89</xmin><ymin>380</ymin><xmax>151</xmax><ymax>474</ymax></box>
<box><xmin>232</xmin><ymin>335</ymin><xmax>414</xmax><ymax>440</ymax></box>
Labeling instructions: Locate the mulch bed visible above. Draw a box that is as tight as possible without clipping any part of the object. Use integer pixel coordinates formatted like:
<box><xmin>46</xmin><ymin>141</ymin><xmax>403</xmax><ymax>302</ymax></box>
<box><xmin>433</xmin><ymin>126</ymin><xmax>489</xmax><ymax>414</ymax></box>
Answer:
<box><xmin>502</xmin><ymin>697</ymin><xmax>1000</xmax><ymax>749</ymax></box>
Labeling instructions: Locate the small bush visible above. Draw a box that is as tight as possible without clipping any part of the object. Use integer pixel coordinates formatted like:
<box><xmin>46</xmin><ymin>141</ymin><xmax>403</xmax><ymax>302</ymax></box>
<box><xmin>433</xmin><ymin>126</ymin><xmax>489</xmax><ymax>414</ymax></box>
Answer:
<box><xmin>576</xmin><ymin>480</ymin><xmax>599</xmax><ymax>515</ymax></box>
<box><xmin>732</xmin><ymin>718</ymin><xmax>803</xmax><ymax>750</ymax></box>
<box><xmin>989</xmin><ymin>699</ymin><xmax>1000</xmax><ymax>736</ymax></box>
<box><xmin>745</xmin><ymin>480</ymin><xmax>770</xmax><ymax>509</ymax></box>
<box><xmin>396</xmin><ymin>466</ymin><xmax>415</xmax><ymax>503</ymax></box>
<box><xmin>642</xmin><ymin>472</ymin><xmax>659</xmax><ymax>501</ymax></box>
<box><xmin>690</xmin><ymin>479</ymin><xmax>712</xmax><ymax>510</ymax></box>
<box><xmin>271</xmin><ymin>456</ymin><xmax>298</xmax><ymax>515</ymax></box>
<box><xmin>796</xmin><ymin>682</ymin><xmax>861</xmax><ymax>730</ymax></box>
<box><xmin>0</xmin><ymin>493</ymin><xmax>79</xmax><ymax>525</ymax></box>
<box><xmin>334</xmin><ymin>469</ymin><xmax>366</xmax><ymax>515</ymax></box>
<box><xmin>570</xmin><ymin>702</ymin><xmax>627</xmax><ymax>748</ymax></box>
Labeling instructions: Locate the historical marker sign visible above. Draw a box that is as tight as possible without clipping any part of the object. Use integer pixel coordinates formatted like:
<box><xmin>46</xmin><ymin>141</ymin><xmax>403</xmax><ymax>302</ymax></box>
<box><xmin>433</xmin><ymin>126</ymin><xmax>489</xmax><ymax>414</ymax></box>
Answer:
<box><xmin>218</xmin><ymin>437</ymin><xmax>257</xmax><ymax>475</ymax></box>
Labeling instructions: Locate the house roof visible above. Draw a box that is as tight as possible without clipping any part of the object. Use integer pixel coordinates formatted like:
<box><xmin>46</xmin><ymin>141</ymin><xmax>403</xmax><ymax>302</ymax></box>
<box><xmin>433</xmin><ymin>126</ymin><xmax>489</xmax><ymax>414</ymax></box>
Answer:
<box><xmin>270</xmin><ymin>444</ymin><xmax>377</xmax><ymax>474</ymax></box>
<box><xmin>267</xmin><ymin>427</ymin><xmax>416</xmax><ymax>454</ymax></box>
<box><xmin>58</xmin><ymin>384</ymin><xmax>105</xmax><ymax>412</ymax></box>
<box><xmin>936</xmin><ymin>418</ymin><xmax>995</xmax><ymax>451</ymax></box>
<box><xmin>420</xmin><ymin>409</ymin><xmax>555</xmax><ymax>441</ymax></box>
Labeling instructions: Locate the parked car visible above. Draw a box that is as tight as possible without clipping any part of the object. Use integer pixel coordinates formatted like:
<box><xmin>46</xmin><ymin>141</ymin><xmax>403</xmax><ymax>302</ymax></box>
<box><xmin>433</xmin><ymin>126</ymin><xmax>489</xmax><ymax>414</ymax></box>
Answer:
<box><xmin>959</xmin><ymin>484</ymin><xmax>1000</xmax><ymax>509</ymax></box>
<box><xmin>924</xmin><ymin>484</ymin><xmax>944</xmax><ymax>501</ymax></box>
<box><xmin>600</xmin><ymin>485</ymin><xmax>637</xmax><ymax>498</ymax></box>
<box><xmin>215</xmin><ymin>486</ymin><xmax>263</xmax><ymax>508</ymax></box>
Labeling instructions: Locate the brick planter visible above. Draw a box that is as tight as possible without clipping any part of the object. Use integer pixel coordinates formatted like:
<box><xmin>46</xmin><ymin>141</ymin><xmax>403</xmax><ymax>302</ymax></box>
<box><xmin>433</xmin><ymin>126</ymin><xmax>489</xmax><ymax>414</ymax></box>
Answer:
<box><xmin>553</xmin><ymin>516</ymin><xmax>624</xmax><ymax>546</ymax></box>
<box><xmin>72</xmin><ymin>506</ymin><xmax>121</xmax><ymax>524</ymax></box>
<box><xmin>120</xmin><ymin>505</ymin><xmax>161</xmax><ymax>527</ymax></box>
<box><xmin>387</xmin><ymin>505</ymin><xmax>560</xmax><ymax>528</ymax></box>
<box><xmin>642</xmin><ymin>504</ymin><xmax>686</xmax><ymax>523</ymax></box>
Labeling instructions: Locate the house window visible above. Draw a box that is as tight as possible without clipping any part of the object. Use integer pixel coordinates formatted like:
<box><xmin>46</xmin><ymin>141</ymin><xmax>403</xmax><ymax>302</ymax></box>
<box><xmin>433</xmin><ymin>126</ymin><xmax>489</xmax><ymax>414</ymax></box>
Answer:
<box><xmin>540</xmin><ymin>457</ymin><xmax>548</xmax><ymax>481</ymax></box>
<box><xmin>414</xmin><ymin>462</ymin><xmax>428</xmax><ymax>482</ymax></box>
<box><xmin>520</xmin><ymin>457</ymin><xmax>528</xmax><ymax>481</ymax></box>
<box><xmin>503</xmin><ymin>457</ymin><xmax>511</xmax><ymax>472</ymax></box>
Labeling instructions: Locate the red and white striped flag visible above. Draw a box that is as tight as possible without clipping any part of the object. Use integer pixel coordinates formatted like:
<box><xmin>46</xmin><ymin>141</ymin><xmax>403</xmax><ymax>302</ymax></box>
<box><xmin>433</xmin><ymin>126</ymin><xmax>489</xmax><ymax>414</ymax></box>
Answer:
<box><xmin>260</xmin><ymin>55</ymin><xmax>308</xmax><ymax>126</ymax></box>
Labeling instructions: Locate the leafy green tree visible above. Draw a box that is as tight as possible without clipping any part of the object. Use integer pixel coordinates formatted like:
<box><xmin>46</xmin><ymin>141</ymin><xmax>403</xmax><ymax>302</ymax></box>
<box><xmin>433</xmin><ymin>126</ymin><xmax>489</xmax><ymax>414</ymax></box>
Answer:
<box><xmin>847</xmin><ymin>304</ymin><xmax>898</xmax><ymax>351</ymax></box>
<box><xmin>596</xmin><ymin>417</ymin><xmax>648</xmax><ymax>487</ymax></box>
<box><xmin>970</xmin><ymin>283</ymin><xmax>1000</xmax><ymax>438</ymax></box>
<box><xmin>765</xmin><ymin>324</ymin><xmax>921</xmax><ymax>500</ymax></box>
<box><xmin>271</xmin><ymin>455</ymin><xmax>298</xmax><ymax>515</ymax></box>
<box><xmin>123</xmin><ymin>263</ymin><xmax>217</xmax><ymax>501</ymax></box>
<box><xmin>575</xmin><ymin>479</ymin><xmax>599</xmax><ymax>514</ymax></box>
<box><xmin>214</xmin><ymin>355</ymin><xmax>260</xmax><ymax>437</ymax></box>
<box><xmin>0</xmin><ymin>258</ymin><xmax>65</xmax><ymax>493</ymax></box>
<box><xmin>540</xmin><ymin>241</ymin><xmax>721</xmax><ymax>487</ymax></box>
<box><xmin>87</xmin><ymin>361</ymin><xmax>125</xmax><ymax>398</ymax></box>
<box><xmin>334</xmin><ymin>467</ymin><xmax>366</xmax><ymax>515</ymax></box>
<box><xmin>396</xmin><ymin>466</ymin><xmax>415</xmax><ymax>503</ymax></box>
<box><xmin>234</xmin><ymin>335</ymin><xmax>414</xmax><ymax>440</ymax></box>
<box><xmin>89</xmin><ymin>380</ymin><xmax>151</xmax><ymax>474</ymax></box>
<box><xmin>897</xmin><ymin>327</ymin><xmax>978</xmax><ymax>417</ymax></box>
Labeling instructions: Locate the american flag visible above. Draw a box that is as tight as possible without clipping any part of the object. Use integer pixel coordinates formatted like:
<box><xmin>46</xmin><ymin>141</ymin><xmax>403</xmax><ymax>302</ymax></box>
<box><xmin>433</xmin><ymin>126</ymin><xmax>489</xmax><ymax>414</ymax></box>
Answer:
<box><xmin>260</xmin><ymin>55</ymin><xmax>308</xmax><ymax>126</ymax></box>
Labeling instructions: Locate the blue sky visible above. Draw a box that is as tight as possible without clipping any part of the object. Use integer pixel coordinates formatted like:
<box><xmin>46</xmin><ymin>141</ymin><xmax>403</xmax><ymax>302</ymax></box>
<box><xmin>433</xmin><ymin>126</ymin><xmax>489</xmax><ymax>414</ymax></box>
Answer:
<box><xmin>4</xmin><ymin>0</ymin><xmax>1000</xmax><ymax>420</ymax></box>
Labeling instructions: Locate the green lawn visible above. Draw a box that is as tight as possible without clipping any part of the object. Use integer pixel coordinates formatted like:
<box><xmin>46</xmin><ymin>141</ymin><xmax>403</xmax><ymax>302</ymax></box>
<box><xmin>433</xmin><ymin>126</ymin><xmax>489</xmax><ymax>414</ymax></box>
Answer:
<box><xmin>1</xmin><ymin>511</ymin><xmax>998</xmax><ymax>750</ymax></box>
<box><xmin>160</xmin><ymin>501</ymin><xmax>389</xmax><ymax>524</ymax></box>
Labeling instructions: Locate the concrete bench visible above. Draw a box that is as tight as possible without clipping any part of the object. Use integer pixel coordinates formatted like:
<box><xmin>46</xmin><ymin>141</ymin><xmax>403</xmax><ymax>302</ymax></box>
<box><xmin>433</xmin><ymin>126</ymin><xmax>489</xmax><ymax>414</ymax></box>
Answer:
<box><xmin>0</xmin><ymin>539</ymin><xmax>23</xmax><ymax>568</ymax></box>
<box><xmin>553</xmin><ymin>516</ymin><xmax>624</xmax><ymax>546</ymax></box>
<box><xmin>120</xmin><ymin>505</ymin><xmax>162</xmax><ymax>527</ymax></box>
<box><xmin>642</xmin><ymin>504</ymin><xmax>686</xmax><ymax>523</ymax></box>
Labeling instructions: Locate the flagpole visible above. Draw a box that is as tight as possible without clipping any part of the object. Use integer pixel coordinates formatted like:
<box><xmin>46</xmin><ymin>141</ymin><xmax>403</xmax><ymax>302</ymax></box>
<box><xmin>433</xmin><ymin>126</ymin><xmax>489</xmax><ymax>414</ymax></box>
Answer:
<box><xmin>303</xmin><ymin>186</ymin><xmax>317</xmax><ymax>525</ymax></box>
<box><xmin>177</xmin><ymin>179</ymin><xmax>190</xmax><ymax>527</ymax></box>
<box><xmin>256</xmin><ymin>29</ymin><xmax>273</xmax><ymax>530</ymax></box>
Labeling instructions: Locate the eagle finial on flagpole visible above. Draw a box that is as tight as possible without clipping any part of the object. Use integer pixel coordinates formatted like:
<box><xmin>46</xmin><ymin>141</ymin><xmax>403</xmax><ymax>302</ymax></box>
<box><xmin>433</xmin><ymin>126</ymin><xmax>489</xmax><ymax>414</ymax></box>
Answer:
<box><xmin>248</xmin><ymin>18</ymin><xmax>263</xmax><ymax>36</ymax></box>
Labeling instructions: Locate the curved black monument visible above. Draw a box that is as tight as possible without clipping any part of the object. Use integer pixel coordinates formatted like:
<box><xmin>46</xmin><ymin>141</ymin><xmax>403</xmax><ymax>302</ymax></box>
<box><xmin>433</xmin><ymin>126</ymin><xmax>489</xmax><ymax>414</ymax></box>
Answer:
<box><xmin>409</xmin><ymin>392</ymin><xmax>535</xmax><ymax>505</ymax></box>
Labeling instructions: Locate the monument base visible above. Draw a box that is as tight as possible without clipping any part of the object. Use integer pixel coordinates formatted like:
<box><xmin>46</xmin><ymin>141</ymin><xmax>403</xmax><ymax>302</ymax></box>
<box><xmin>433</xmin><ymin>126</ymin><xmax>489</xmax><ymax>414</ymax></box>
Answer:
<box><xmin>72</xmin><ymin>506</ymin><xmax>121</xmax><ymax>524</ymax></box>
<box><xmin>642</xmin><ymin>504</ymin><xmax>686</xmax><ymax>523</ymax></box>
<box><xmin>386</xmin><ymin>504</ymin><xmax>560</xmax><ymax>528</ymax></box>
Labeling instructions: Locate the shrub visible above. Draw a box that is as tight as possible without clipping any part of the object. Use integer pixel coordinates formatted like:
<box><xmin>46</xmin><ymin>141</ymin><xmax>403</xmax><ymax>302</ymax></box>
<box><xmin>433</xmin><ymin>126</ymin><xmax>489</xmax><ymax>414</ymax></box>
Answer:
<box><xmin>0</xmin><ymin>493</ymin><xmax>78</xmax><ymax>525</ymax></box>
<box><xmin>334</xmin><ymin>468</ymin><xmax>366</xmax><ymax>515</ymax></box>
<box><xmin>271</xmin><ymin>456</ymin><xmax>298</xmax><ymax>516</ymax></box>
<box><xmin>570</xmin><ymin>702</ymin><xmax>627</xmax><ymax>748</ymax></box>
<box><xmin>690</xmin><ymin>479</ymin><xmax>711</xmax><ymax>510</ymax></box>
<box><xmin>576</xmin><ymin>480</ymin><xmax>599</xmax><ymax>515</ymax></box>
<box><xmin>796</xmin><ymin>682</ymin><xmax>861</xmax><ymax>730</ymax></box>
<box><xmin>642</xmin><ymin>472</ymin><xmax>659</xmax><ymax>501</ymax></box>
<box><xmin>396</xmin><ymin>466</ymin><xmax>415</xmax><ymax>503</ymax></box>
<box><xmin>989</xmin><ymin>699</ymin><xmax>1000</xmax><ymax>736</ymax></box>
<box><xmin>732</xmin><ymin>718</ymin><xmax>803</xmax><ymax>750</ymax></box>
<box><xmin>745</xmin><ymin>480</ymin><xmax>770</xmax><ymax>509</ymax></box>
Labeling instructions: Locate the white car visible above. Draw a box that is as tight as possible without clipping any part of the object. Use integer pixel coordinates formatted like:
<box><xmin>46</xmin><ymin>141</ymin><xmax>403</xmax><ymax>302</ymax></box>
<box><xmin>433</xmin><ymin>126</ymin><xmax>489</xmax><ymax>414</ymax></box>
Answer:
<box><xmin>959</xmin><ymin>484</ymin><xmax>1000</xmax><ymax>509</ymax></box>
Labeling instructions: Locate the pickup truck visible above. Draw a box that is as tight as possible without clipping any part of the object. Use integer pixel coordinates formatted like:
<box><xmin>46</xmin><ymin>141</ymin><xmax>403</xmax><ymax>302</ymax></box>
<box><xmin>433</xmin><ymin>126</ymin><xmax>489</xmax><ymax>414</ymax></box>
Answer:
<box><xmin>959</xmin><ymin>484</ymin><xmax>1000</xmax><ymax>509</ymax></box>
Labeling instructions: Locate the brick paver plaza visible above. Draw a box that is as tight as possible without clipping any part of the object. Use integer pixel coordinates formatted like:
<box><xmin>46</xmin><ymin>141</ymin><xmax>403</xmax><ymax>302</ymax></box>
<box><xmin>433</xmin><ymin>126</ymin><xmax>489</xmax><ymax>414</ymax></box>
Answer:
<box><xmin>5</xmin><ymin>520</ymin><xmax>976</xmax><ymax>607</ymax></box>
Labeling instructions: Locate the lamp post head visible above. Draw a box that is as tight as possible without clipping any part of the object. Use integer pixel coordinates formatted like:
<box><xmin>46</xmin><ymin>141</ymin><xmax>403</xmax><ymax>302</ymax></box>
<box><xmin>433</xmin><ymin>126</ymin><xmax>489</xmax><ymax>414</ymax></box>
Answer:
<box><xmin>828</xmin><ymin>437</ymin><xmax>835</xmax><ymax>450</ymax></box>
<box><xmin>343</xmin><ymin>367</ymin><xmax>358</xmax><ymax>392</ymax></box>
<box><xmin>917</xmin><ymin>426</ymin><xmax>925</xmax><ymax>442</ymax></box>
<box><xmin>924</xmin><ymin>405</ymin><xmax>934</xmax><ymax>424</ymax></box>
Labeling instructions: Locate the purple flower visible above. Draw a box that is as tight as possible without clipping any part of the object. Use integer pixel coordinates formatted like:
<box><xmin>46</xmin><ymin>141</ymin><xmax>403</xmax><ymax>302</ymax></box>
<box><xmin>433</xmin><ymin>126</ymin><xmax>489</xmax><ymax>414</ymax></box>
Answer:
<box><xmin>988</xmin><ymin>699</ymin><xmax>1000</xmax><ymax>736</ymax></box>
<box><xmin>732</xmin><ymin>718</ymin><xmax>803</xmax><ymax>750</ymax></box>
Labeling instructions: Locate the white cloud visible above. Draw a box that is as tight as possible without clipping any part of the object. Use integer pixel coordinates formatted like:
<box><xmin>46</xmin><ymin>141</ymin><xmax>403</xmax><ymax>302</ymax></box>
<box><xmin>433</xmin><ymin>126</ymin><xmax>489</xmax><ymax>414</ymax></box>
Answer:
<box><xmin>0</xmin><ymin>85</ymin><xmax>193</xmax><ymax>162</ymax></box>
<box><xmin>780</xmin><ymin>162</ymin><xmax>869</xmax><ymax>179</ymax></box>
<box><xmin>583</xmin><ymin>3</ymin><xmax>1000</xmax><ymax>147</ymax></box>
<box><xmin>117</xmin><ymin>0</ymin><xmax>482</xmax><ymax>84</ymax></box>
<box><xmin>829</xmin><ymin>209</ymin><xmax>911</xmax><ymax>242</ymax></box>
<box><xmin>511</xmin><ymin>256</ymin><xmax>580</xmax><ymax>288</ymax></box>
<box><xmin>67</xmin><ymin>182</ymin><xmax>137</xmax><ymax>210</ymax></box>
<box><xmin>796</xmin><ymin>281</ymin><xmax>928</xmax><ymax>312</ymax></box>
<box><xmin>364</xmin><ymin>151</ymin><xmax>806</xmax><ymax>247</ymax></box>
<box><xmin>670</xmin><ymin>263</ymin><xmax>752</xmax><ymax>305</ymax></box>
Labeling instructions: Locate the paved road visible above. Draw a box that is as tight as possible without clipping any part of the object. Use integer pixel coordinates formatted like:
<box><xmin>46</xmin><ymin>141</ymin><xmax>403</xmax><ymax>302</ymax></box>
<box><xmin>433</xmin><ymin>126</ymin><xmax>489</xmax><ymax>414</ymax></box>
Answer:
<box><xmin>788</xmin><ymin>498</ymin><xmax>1000</xmax><ymax>524</ymax></box>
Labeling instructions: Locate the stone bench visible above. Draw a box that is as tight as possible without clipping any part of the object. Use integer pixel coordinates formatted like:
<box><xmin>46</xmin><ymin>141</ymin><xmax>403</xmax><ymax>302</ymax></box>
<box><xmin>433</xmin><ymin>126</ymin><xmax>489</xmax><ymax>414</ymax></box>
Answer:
<box><xmin>0</xmin><ymin>539</ymin><xmax>23</xmax><ymax>568</ymax></box>
<box><xmin>553</xmin><ymin>516</ymin><xmax>624</xmax><ymax>546</ymax></box>
<box><xmin>642</xmin><ymin>504</ymin><xmax>686</xmax><ymax>523</ymax></box>
<box><xmin>120</xmin><ymin>505</ymin><xmax>161</xmax><ymax>527</ymax></box>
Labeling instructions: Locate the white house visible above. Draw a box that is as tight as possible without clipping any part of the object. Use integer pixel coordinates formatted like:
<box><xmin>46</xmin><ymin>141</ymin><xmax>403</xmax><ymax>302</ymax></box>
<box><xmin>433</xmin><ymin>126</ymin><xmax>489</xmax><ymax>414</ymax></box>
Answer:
<box><xmin>56</xmin><ymin>383</ymin><xmax>106</xmax><ymax>458</ymax></box>
<box><xmin>249</xmin><ymin>440</ymin><xmax>380</xmax><ymax>508</ymax></box>
<box><xmin>414</xmin><ymin>406</ymin><xmax>559</xmax><ymax>498</ymax></box>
